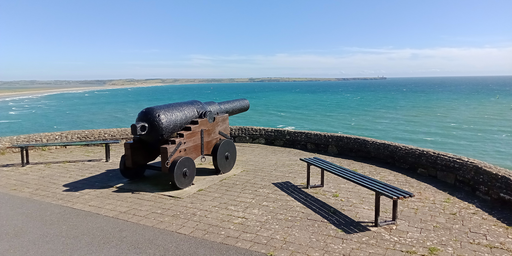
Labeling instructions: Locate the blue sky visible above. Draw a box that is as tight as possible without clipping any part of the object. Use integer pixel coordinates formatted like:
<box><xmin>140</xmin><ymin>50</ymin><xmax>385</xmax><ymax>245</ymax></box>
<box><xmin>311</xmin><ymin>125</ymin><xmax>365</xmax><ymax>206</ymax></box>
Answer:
<box><xmin>1</xmin><ymin>0</ymin><xmax>511</xmax><ymax>80</ymax></box>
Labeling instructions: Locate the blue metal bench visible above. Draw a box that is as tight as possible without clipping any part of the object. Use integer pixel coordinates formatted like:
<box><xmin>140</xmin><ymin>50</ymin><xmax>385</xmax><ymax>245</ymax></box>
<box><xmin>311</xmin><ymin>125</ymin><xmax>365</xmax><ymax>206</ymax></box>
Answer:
<box><xmin>300</xmin><ymin>157</ymin><xmax>414</xmax><ymax>227</ymax></box>
<box><xmin>8</xmin><ymin>140</ymin><xmax>120</xmax><ymax>167</ymax></box>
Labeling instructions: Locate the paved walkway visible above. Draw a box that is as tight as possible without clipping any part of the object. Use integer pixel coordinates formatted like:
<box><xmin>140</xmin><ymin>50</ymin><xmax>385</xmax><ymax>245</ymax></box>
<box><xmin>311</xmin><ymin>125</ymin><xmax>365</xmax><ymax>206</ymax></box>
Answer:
<box><xmin>0</xmin><ymin>192</ymin><xmax>264</xmax><ymax>256</ymax></box>
<box><xmin>0</xmin><ymin>144</ymin><xmax>511</xmax><ymax>256</ymax></box>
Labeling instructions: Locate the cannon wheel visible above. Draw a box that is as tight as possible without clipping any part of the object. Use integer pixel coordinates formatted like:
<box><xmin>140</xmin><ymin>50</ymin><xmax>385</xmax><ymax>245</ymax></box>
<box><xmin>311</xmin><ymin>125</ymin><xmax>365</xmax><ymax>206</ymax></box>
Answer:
<box><xmin>169</xmin><ymin>156</ymin><xmax>196</xmax><ymax>189</ymax></box>
<box><xmin>119</xmin><ymin>155</ymin><xmax>146</xmax><ymax>180</ymax></box>
<box><xmin>212</xmin><ymin>139</ymin><xmax>237</xmax><ymax>174</ymax></box>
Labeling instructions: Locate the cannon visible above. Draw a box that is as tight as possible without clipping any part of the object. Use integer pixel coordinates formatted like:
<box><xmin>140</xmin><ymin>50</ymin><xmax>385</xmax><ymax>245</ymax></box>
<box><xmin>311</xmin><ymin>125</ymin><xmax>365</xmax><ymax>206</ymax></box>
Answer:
<box><xmin>120</xmin><ymin>99</ymin><xmax>250</xmax><ymax>189</ymax></box>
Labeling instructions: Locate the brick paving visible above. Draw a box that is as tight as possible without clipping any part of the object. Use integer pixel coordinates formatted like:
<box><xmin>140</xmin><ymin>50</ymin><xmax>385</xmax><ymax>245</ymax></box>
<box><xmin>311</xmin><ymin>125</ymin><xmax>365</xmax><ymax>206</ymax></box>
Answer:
<box><xmin>1</xmin><ymin>143</ymin><xmax>511</xmax><ymax>256</ymax></box>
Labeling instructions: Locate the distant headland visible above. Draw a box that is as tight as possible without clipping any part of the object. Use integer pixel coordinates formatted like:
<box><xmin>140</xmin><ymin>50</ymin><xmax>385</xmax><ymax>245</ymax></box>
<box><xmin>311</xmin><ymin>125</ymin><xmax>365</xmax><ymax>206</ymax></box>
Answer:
<box><xmin>0</xmin><ymin>77</ymin><xmax>386</xmax><ymax>98</ymax></box>
<box><xmin>1</xmin><ymin>77</ymin><xmax>386</xmax><ymax>88</ymax></box>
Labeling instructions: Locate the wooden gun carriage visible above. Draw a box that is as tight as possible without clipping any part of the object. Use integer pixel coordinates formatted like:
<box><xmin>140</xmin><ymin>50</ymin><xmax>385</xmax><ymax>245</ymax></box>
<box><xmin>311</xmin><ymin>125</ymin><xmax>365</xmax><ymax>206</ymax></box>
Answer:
<box><xmin>120</xmin><ymin>99</ymin><xmax>249</xmax><ymax>189</ymax></box>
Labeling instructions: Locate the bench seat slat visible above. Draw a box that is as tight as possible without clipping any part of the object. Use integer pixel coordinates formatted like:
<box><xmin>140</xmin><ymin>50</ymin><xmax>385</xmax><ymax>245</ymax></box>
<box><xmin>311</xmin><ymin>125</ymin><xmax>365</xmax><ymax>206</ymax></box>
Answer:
<box><xmin>301</xmin><ymin>157</ymin><xmax>413</xmax><ymax>199</ymax></box>
<box><xmin>300</xmin><ymin>156</ymin><xmax>415</xmax><ymax>227</ymax></box>
<box><xmin>303</xmin><ymin>159</ymin><xmax>404</xmax><ymax>199</ymax></box>
<box><xmin>311</xmin><ymin>157</ymin><xmax>414</xmax><ymax>198</ymax></box>
<box><xmin>304</xmin><ymin>157</ymin><xmax>413</xmax><ymax>199</ymax></box>
<box><xmin>10</xmin><ymin>140</ymin><xmax>120</xmax><ymax>148</ymax></box>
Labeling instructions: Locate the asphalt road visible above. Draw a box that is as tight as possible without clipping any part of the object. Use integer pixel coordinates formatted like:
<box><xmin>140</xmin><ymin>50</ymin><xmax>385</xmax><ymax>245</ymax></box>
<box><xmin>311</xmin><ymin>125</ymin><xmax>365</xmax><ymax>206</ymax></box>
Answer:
<box><xmin>0</xmin><ymin>192</ymin><xmax>264</xmax><ymax>256</ymax></box>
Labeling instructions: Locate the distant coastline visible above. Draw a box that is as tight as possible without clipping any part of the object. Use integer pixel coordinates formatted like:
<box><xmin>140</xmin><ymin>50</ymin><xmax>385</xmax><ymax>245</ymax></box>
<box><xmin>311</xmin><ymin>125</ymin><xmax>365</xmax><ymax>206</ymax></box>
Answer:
<box><xmin>0</xmin><ymin>77</ymin><xmax>386</xmax><ymax>99</ymax></box>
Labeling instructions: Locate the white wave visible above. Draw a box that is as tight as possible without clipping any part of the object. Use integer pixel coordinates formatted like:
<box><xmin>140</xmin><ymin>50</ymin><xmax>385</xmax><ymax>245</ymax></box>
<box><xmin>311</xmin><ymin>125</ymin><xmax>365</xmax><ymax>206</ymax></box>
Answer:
<box><xmin>0</xmin><ymin>89</ymin><xmax>94</xmax><ymax>102</ymax></box>
<box><xmin>8</xmin><ymin>112</ymin><xmax>15</xmax><ymax>114</ymax></box>
<box><xmin>283</xmin><ymin>126</ymin><xmax>295</xmax><ymax>130</ymax></box>
<box><xmin>423</xmin><ymin>138</ymin><xmax>434</xmax><ymax>140</ymax></box>
<box><xmin>450</xmin><ymin>124</ymin><xmax>457</xmax><ymax>126</ymax></box>
<box><xmin>503</xmin><ymin>134</ymin><xmax>510</xmax><ymax>137</ymax></box>
<box><xmin>94</xmin><ymin>91</ymin><xmax>109</xmax><ymax>94</ymax></box>
<box><xmin>277</xmin><ymin>125</ymin><xmax>285</xmax><ymax>128</ymax></box>
<box><xmin>0</xmin><ymin>120</ymin><xmax>21</xmax><ymax>123</ymax></box>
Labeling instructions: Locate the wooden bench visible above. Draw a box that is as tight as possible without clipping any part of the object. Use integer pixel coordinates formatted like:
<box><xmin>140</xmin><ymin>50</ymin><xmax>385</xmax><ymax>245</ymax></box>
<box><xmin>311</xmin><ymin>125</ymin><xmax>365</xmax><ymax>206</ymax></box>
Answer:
<box><xmin>300</xmin><ymin>157</ymin><xmax>414</xmax><ymax>227</ymax></box>
<box><xmin>8</xmin><ymin>140</ymin><xmax>120</xmax><ymax>167</ymax></box>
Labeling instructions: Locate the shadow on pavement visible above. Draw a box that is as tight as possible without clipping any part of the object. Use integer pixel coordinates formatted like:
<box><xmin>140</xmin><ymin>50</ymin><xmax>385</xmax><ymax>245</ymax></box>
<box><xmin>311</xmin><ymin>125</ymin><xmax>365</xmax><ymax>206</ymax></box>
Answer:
<box><xmin>273</xmin><ymin>181</ymin><xmax>371</xmax><ymax>234</ymax></box>
<box><xmin>62</xmin><ymin>167</ymin><xmax>219</xmax><ymax>194</ymax></box>
<box><xmin>1</xmin><ymin>159</ymin><xmax>103</xmax><ymax>168</ymax></box>
<box><xmin>313</xmin><ymin>151</ymin><xmax>512</xmax><ymax>227</ymax></box>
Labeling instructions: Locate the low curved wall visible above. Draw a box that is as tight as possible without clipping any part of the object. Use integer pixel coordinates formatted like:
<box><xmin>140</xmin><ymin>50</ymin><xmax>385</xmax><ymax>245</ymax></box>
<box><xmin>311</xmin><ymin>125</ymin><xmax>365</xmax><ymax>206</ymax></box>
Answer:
<box><xmin>1</xmin><ymin>127</ymin><xmax>511</xmax><ymax>206</ymax></box>
<box><xmin>0</xmin><ymin>129</ymin><xmax>132</xmax><ymax>150</ymax></box>
<box><xmin>230</xmin><ymin>127</ymin><xmax>512</xmax><ymax>206</ymax></box>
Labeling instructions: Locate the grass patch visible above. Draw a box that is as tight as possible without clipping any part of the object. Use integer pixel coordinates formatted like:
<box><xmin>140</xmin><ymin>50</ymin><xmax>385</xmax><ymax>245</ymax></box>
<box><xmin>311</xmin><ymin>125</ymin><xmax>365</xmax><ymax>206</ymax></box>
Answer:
<box><xmin>428</xmin><ymin>247</ymin><xmax>441</xmax><ymax>255</ymax></box>
<box><xmin>443</xmin><ymin>198</ymin><xmax>452</xmax><ymax>203</ymax></box>
<box><xmin>450</xmin><ymin>212</ymin><xmax>457</xmax><ymax>216</ymax></box>
<box><xmin>433</xmin><ymin>224</ymin><xmax>440</xmax><ymax>228</ymax></box>
<box><xmin>41</xmin><ymin>147</ymin><xmax>48</xmax><ymax>151</ymax></box>
<box><xmin>267</xmin><ymin>252</ymin><xmax>275</xmax><ymax>256</ymax></box>
<box><xmin>332</xmin><ymin>193</ymin><xmax>339</xmax><ymax>198</ymax></box>
<box><xmin>197</xmin><ymin>189</ymin><xmax>204</xmax><ymax>192</ymax></box>
<box><xmin>0</xmin><ymin>150</ymin><xmax>6</xmax><ymax>156</ymax></box>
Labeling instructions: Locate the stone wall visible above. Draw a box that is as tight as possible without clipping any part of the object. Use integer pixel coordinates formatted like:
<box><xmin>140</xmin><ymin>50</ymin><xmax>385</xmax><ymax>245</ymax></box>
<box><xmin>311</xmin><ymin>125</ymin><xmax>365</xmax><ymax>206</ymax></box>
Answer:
<box><xmin>230</xmin><ymin>126</ymin><xmax>512</xmax><ymax>206</ymax></box>
<box><xmin>1</xmin><ymin>126</ymin><xmax>511</xmax><ymax>206</ymax></box>
<box><xmin>0</xmin><ymin>129</ymin><xmax>132</xmax><ymax>151</ymax></box>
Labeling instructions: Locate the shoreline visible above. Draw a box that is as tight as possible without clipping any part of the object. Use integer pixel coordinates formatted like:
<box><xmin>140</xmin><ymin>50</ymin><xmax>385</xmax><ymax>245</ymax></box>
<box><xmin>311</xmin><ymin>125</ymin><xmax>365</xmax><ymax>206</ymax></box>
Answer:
<box><xmin>0</xmin><ymin>83</ymin><xmax>171</xmax><ymax>100</ymax></box>
<box><xmin>0</xmin><ymin>77</ymin><xmax>387</xmax><ymax>100</ymax></box>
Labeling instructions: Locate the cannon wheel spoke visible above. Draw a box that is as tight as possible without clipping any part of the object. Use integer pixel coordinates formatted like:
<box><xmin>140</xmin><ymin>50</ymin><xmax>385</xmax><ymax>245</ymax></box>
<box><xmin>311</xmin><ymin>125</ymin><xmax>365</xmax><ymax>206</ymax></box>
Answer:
<box><xmin>119</xmin><ymin>155</ymin><xmax>146</xmax><ymax>180</ymax></box>
<box><xmin>169</xmin><ymin>156</ymin><xmax>196</xmax><ymax>189</ymax></box>
<box><xmin>213</xmin><ymin>139</ymin><xmax>237</xmax><ymax>174</ymax></box>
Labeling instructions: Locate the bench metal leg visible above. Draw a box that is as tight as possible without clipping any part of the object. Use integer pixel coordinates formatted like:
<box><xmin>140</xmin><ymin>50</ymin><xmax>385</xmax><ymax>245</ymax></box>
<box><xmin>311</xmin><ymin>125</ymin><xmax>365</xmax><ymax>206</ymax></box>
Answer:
<box><xmin>25</xmin><ymin>148</ymin><xmax>30</xmax><ymax>165</ymax></box>
<box><xmin>20</xmin><ymin>147</ymin><xmax>30</xmax><ymax>167</ymax></box>
<box><xmin>306</xmin><ymin>164</ymin><xmax>324</xmax><ymax>189</ymax></box>
<box><xmin>375</xmin><ymin>193</ymin><xmax>398</xmax><ymax>227</ymax></box>
<box><xmin>20</xmin><ymin>148</ymin><xmax>25</xmax><ymax>167</ymax></box>
<box><xmin>375</xmin><ymin>192</ymin><xmax>381</xmax><ymax>227</ymax></box>
<box><xmin>105</xmin><ymin>144</ymin><xmax>111</xmax><ymax>162</ymax></box>
<box><xmin>392</xmin><ymin>199</ymin><xmax>398</xmax><ymax>221</ymax></box>
<box><xmin>306</xmin><ymin>164</ymin><xmax>311</xmax><ymax>189</ymax></box>
<box><xmin>321</xmin><ymin>168</ymin><xmax>325</xmax><ymax>187</ymax></box>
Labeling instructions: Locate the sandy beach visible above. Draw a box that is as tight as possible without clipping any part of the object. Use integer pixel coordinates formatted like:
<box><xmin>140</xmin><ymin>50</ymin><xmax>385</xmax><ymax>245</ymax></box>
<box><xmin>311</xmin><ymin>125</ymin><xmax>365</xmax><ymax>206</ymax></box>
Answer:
<box><xmin>0</xmin><ymin>83</ymin><xmax>170</xmax><ymax>101</ymax></box>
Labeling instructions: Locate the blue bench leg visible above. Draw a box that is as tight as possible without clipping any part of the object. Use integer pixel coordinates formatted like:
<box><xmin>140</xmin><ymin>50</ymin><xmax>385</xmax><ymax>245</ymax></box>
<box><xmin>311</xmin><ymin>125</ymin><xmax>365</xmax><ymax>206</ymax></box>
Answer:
<box><xmin>375</xmin><ymin>192</ymin><xmax>381</xmax><ymax>227</ymax></box>
<box><xmin>306</xmin><ymin>164</ymin><xmax>311</xmax><ymax>189</ymax></box>
<box><xmin>20</xmin><ymin>147</ymin><xmax>29</xmax><ymax>167</ymax></box>
<box><xmin>105</xmin><ymin>144</ymin><xmax>111</xmax><ymax>162</ymax></box>
<box><xmin>392</xmin><ymin>199</ymin><xmax>398</xmax><ymax>221</ymax></box>
<box><xmin>25</xmin><ymin>148</ymin><xmax>29</xmax><ymax>165</ymax></box>
<box><xmin>20</xmin><ymin>148</ymin><xmax>25</xmax><ymax>167</ymax></box>
<box><xmin>306</xmin><ymin>164</ymin><xmax>325</xmax><ymax>189</ymax></box>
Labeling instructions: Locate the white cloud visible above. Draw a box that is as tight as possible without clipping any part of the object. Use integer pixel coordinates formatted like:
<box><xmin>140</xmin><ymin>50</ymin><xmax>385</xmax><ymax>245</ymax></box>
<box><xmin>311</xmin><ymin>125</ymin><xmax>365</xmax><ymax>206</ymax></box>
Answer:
<box><xmin>6</xmin><ymin>46</ymin><xmax>509</xmax><ymax>80</ymax></box>
<box><xmin>131</xmin><ymin>46</ymin><xmax>512</xmax><ymax>78</ymax></box>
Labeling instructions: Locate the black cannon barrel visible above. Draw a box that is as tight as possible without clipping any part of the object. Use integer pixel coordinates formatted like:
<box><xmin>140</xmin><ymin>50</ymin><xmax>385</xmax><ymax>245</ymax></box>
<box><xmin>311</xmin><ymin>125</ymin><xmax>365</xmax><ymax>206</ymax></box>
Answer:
<box><xmin>131</xmin><ymin>98</ymin><xmax>249</xmax><ymax>146</ymax></box>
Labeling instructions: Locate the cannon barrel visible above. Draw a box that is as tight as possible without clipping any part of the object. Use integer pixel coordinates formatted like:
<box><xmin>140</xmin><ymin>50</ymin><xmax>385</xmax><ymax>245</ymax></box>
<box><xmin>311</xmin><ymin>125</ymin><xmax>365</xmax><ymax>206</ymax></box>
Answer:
<box><xmin>131</xmin><ymin>98</ymin><xmax>249</xmax><ymax>146</ymax></box>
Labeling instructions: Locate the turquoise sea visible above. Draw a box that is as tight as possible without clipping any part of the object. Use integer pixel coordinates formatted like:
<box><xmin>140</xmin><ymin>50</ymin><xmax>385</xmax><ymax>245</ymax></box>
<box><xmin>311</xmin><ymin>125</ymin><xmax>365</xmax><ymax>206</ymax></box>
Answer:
<box><xmin>1</xmin><ymin>77</ymin><xmax>511</xmax><ymax>170</ymax></box>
